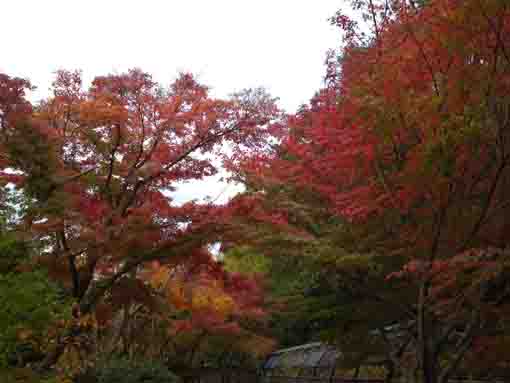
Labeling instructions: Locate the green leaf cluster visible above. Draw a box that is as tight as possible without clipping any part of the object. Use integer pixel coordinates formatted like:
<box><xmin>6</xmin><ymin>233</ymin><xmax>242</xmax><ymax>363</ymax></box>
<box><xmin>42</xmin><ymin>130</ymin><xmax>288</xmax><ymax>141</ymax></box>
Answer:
<box><xmin>0</xmin><ymin>268</ymin><xmax>71</xmax><ymax>368</ymax></box>
<box><xmin>0</xmin><ymin>232</ymin><xmax>71</xmax><ymax>369</ymax></box>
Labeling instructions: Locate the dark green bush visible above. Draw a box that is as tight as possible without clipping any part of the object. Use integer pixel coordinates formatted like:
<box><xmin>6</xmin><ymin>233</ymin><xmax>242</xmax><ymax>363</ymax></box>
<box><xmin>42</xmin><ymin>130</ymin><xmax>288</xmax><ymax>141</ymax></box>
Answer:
<box><xmin>0</xmin><ymin>269</ymin><xmax>71</xmax><ymax>368</ymax></box>
<box><xmin>80</xmin><ymin>357</ymin><xmax>180</xmax><ymax>383</ymax></box>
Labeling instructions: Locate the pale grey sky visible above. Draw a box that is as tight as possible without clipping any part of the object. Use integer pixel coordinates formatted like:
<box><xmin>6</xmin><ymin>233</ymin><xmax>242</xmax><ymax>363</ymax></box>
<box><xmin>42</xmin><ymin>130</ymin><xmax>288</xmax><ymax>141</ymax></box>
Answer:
<box><xmin>1</xmin><ymin>0</ymin><xmax>341</xmax><ymax>203</ymax></box>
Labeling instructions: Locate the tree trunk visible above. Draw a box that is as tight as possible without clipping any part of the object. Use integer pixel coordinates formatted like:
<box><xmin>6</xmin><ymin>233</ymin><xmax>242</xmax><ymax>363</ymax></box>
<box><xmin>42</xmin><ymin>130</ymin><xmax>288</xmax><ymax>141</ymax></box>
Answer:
<box><xmin>352</xmin><ymin>364</ymin><xmax>361</xmax><ymax>379</ymax></box>
<box><xmin>421</xmin><ymin>352</ymin><xmax>438</xmax><ymax>383</ymax></box>
<box><xmin>384</xmin><ymin>360</ymin><xmax>395</xmax><ymax>383</ymax></box>
<box><xmin>417</xmin><ymin>279</ymin><xmax>439</xmax><ymax>383</ymax></box>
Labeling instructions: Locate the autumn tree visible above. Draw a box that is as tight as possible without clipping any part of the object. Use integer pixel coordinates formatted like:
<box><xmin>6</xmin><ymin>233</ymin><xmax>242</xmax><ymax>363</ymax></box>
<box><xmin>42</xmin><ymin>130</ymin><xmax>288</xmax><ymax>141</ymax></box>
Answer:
<box><xmin>223</xmin><ymin>179</ymin><xmax>415</xmax><ymax>381</ymax></box>
<box><xmin>236</xmin><ymin>1</ymin><xmax>510</xmax><ymax>382</ymax></box>
<box><xmin>147</xmin><ymin>249</ymin><xmax>274</xmax><ymax>370</ymax></box>
<box><xmin>0</xmin><ymin>68</ymin><xmax>280</xmax><ymax>373</ymax></box>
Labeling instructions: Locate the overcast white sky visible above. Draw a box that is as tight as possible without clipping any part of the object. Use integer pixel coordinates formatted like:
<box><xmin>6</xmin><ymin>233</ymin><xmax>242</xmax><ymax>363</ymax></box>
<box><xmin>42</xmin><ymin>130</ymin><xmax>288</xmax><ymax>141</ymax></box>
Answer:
<box><xmin>1</xmin><ymin>0</ymin><xmax>341</xmax><ymax>203</ymax></box>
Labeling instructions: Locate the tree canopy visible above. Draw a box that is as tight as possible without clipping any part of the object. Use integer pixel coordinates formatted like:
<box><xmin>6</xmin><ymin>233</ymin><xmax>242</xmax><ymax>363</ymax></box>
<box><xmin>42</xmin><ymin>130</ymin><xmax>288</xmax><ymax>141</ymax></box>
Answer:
<box><xmin>3</xmin><ymin>1</ymin><xmax>510</xmax><ymax>382</ymax></box>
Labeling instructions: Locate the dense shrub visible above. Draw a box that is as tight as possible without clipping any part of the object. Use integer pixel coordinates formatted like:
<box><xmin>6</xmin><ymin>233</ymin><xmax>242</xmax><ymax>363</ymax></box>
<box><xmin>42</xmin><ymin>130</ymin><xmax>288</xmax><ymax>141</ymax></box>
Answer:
<box><xmin>78</xmin><ymin>357</ymin><xmax>180</xmax><ymax>383</ymax></box>
<box><xmin>0</xmin><ymin>268</ymin><xmax>71</xmax><ymax>367</ymax></box>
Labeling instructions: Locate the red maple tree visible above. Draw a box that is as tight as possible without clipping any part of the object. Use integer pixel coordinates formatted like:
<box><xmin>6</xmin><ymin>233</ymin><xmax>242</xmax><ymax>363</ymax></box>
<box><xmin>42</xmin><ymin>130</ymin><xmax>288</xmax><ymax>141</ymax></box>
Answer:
<box><xmin>0</xmin><ymin>68</ymin><xmax>280</xmax><ymax>369</ymax></box>
<box><xmin>237</xmin><ymin>1</ymin><xmax>510</xmax><ymax>382</ymax></box>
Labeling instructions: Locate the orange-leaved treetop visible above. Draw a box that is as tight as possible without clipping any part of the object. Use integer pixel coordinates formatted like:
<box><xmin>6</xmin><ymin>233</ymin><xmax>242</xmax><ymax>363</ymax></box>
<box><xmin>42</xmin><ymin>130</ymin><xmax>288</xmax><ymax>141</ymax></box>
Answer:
<box><xmin>145</xmin><ymin>248</ymin><xmax>274</xmax><ymax>366</ymax></box>
<box><xmin>0</xmin><ymin>69</ymin><xmax>280</xmax><ymax>357</ymax></box>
